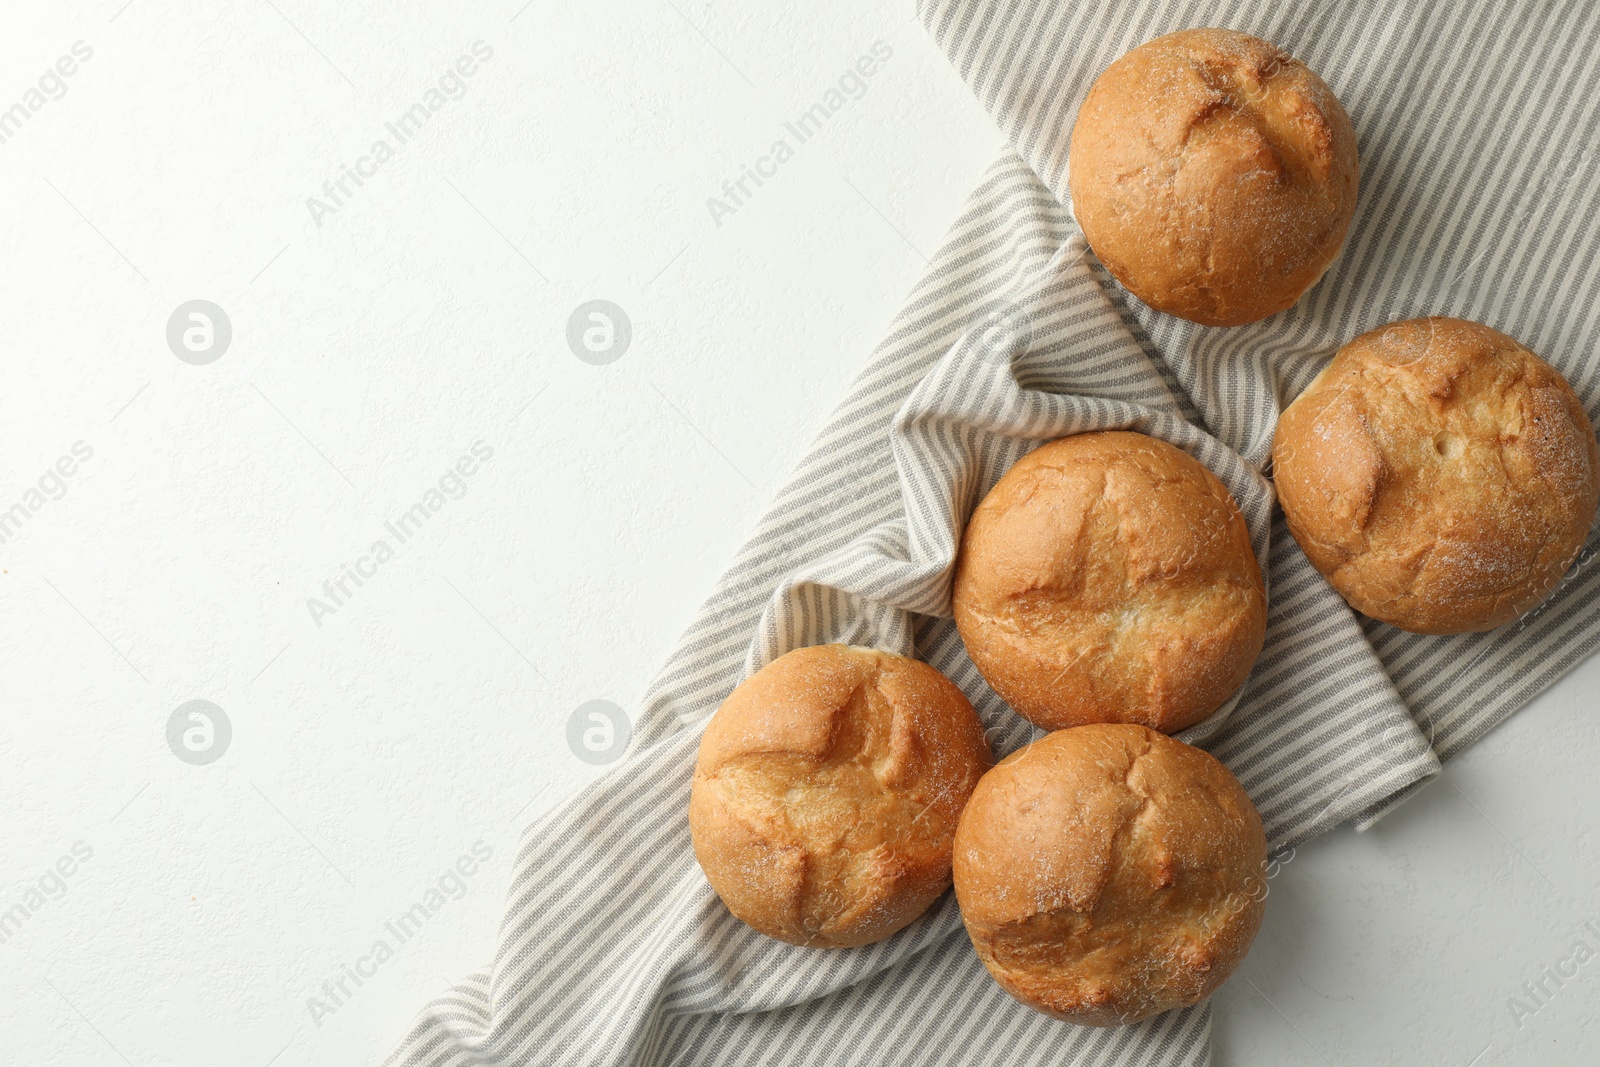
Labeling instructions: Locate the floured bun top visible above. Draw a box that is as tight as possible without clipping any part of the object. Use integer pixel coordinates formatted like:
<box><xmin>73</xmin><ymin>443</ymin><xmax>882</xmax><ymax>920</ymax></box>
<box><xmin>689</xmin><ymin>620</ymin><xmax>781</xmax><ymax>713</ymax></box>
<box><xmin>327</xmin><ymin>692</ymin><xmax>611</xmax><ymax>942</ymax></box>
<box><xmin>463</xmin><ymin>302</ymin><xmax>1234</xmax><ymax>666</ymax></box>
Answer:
<box><xmin>1274</xmin><ymin>316</ymin><xmax>1600</xmax><ymax>634</ymax></box>
<box><xmin>953</xmin><ymin>724</ymin><xmax>1268</xmax><ymax>1026</ymax></box>
<box><xmin>953</xmin><ymin>431</ymin><xmax>1266</xmax><ymax>734</ymax></box>
<box><xmin>1069</xmin><ymin>28</ymin><xmax>1360</xmax><ymax>327</ymax></box>
<box><xmin>689</xmin><ymin>644</ymin><xmax>991</xmax><ymax>947</ymax></box>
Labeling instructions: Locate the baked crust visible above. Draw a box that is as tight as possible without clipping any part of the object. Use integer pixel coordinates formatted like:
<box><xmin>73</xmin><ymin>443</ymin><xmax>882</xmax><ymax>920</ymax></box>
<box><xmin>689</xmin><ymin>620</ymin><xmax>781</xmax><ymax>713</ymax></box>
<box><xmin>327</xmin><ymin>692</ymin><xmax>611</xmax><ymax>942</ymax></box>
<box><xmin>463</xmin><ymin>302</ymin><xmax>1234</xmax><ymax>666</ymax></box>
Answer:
<box><xmin>952</xmin><ymin>431</ymin><xmax>1267</xmax><ymax>733</ymax></box>
<box><xmin>1273</xmin><ymin>317</ymin><xmax>1600</xmax><ymax>633</ymax></box>
<box><xmin>1069</xmin><ymin>28</ymin><xmax>1360</xmax><ymax>326</ymax></box>
<box><xmin>953</xmin><ymin>724</ymin><xmax>1268</xmax><ymax>1026</ymax></box>
<box><xmin>689</xmin><ymin>644</ymin><xmax>991</xmax><ymax>947</ymax></box>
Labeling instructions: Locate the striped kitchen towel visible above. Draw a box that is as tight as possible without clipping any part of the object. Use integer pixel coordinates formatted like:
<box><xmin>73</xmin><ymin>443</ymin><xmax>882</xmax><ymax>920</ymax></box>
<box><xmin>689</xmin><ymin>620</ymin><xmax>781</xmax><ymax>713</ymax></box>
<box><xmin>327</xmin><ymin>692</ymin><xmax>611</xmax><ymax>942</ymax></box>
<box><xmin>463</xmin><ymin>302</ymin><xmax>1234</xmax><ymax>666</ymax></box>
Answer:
<box><xmin>388</xmin><ymin>1</ymin><xmax>1600</xmax><ymax>1064</ymax></box>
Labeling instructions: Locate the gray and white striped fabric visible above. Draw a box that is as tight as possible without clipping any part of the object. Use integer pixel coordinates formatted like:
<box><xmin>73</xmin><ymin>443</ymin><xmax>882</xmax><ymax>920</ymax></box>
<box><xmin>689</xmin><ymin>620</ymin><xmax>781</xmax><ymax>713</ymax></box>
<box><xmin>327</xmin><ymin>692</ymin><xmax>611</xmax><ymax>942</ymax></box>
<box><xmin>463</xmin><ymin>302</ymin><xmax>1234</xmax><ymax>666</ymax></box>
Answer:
<box><xmin>388</xmin><ymin>2</ymin><xmax>1600</xmax><ymax>1064</ymax></box>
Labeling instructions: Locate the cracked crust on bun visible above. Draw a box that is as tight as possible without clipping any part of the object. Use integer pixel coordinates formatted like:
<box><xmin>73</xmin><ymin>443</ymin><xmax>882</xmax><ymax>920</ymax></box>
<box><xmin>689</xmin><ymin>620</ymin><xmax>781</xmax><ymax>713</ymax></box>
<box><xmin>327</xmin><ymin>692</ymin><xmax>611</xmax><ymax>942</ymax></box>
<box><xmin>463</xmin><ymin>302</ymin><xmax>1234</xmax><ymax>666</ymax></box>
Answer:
<box><xmin>952</xmin><ymin>724</ymin><xmax>1268</xmax><ymax>1026</ymax></box>
<box><xmin>689</xmin><ymin>644</ymin><xmax>991</xmax><ymax>947</ymax></box>
<box><xmin>1273</xmin><ymin>316</ymin><xmax>1599</xmax><ymax>633</ymax></box>
<box><xmin>1069</xmin><ymin>28</ymin><xmax>1359</xmax><ymax>326</ymax></box>
<box><xmin>953</xmin><ymin>431</ymin><xmax>1266</xmax><ymax>734</ymax></box>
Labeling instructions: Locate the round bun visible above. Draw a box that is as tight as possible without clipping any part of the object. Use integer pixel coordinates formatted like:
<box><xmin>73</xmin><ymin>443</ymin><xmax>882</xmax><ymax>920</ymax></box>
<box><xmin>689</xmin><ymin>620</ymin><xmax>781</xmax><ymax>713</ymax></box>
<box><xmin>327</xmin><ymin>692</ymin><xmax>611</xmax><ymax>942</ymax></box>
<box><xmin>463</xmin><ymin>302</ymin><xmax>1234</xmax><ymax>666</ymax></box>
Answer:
<box><xmin>689</xmin><ymin>644</ymin><xmax>991</xmax><ymax>947</ymax></box>
<box><xmin>953</xmin><ymin>431</ymin><xmax>1266</xmax><ymax>734</ymax></box>
<box><xmin>1069</xmin><ymin>28</ymin><xmax>1359</xmax><ymax>327</ymax></box>
<box><xmin>953</xmin><ymin>724</ymin><xmax>1268</xmax><ymax>1026</ymax></box>
<box><xmin>1273</xmin><ymin>317</ymin><xmax>1600</xmax><ymax>634</ymax></box>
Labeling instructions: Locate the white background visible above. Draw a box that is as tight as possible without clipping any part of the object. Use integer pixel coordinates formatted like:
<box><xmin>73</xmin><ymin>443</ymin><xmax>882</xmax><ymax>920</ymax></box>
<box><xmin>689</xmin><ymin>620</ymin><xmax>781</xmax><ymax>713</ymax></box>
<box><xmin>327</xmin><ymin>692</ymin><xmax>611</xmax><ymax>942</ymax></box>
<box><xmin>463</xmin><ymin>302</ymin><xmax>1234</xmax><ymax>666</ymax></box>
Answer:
<box><xmin>1</xmin><ymin>1</ymin><xmax>1596</xmax><ymax>1065</ymax></box>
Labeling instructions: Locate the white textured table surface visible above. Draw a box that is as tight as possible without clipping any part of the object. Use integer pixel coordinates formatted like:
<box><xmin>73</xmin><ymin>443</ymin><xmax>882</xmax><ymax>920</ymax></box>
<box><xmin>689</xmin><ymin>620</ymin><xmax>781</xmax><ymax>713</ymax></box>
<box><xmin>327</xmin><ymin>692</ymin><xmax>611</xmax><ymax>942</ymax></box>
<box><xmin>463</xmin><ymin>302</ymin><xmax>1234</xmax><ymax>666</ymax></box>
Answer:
<box><xmin>2</xmin><ymin>3</ymin><xmax>1596</xmax><ymax>1065</ymax></box>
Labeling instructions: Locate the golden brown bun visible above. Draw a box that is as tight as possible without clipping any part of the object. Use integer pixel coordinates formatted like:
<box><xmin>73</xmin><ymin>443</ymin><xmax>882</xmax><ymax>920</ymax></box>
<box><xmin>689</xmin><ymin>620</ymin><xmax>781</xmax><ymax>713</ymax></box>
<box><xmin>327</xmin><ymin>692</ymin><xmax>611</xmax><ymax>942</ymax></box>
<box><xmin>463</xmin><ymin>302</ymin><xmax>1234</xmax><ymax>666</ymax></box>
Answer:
<box><xmin>1273</xmin><ymin>317</ymin><xmax>1600</xmax><ymax>634</ymax></box>
<box><xmin>952</xmin><ymin>724</ymin><xmax>1268</xmax><ymax>1026</ymax></box>
<box><xmin>1069</xmin><ymin>28</ymin><xmax>1359</xmax><ymax>327</ymax></box>
<box><xmin>953</xmin><ymin>432</ymin><xmax>1266</xmax><ymax>734</ymax></box>
<box><xmin>689</xmin><ymin>644</ymin><xmax>991</xmax><ymax>948</ymax></box>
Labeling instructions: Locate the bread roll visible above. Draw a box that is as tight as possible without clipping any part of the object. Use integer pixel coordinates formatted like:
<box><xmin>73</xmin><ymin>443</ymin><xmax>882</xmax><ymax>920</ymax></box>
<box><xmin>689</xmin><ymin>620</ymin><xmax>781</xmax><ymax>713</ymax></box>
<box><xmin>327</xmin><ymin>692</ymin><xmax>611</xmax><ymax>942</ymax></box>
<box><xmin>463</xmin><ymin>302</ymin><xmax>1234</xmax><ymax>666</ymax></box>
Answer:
<box><xmin>953</xmin><ymin>431</ymin><xmax>1266</xmax><ymax>734</ymax></box>
<box><xmin>1273</xmin><ymin>317</ymin><xmax>1600</xmax><ymax>633</ymax></box>
<box><xmin>1069</xmin><ymin>28</ymin><xmax>1359</xmax><ymax>326</ymax></box>
<box><xmin>689</xmin><ymin>644</ymin><xmax>991</xmax><ymax>947</ymax></box>
<box><xmin>953</xmin><ymin>724</ymin><xmax>1268</xmax><ymax>1026</ymax></box>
